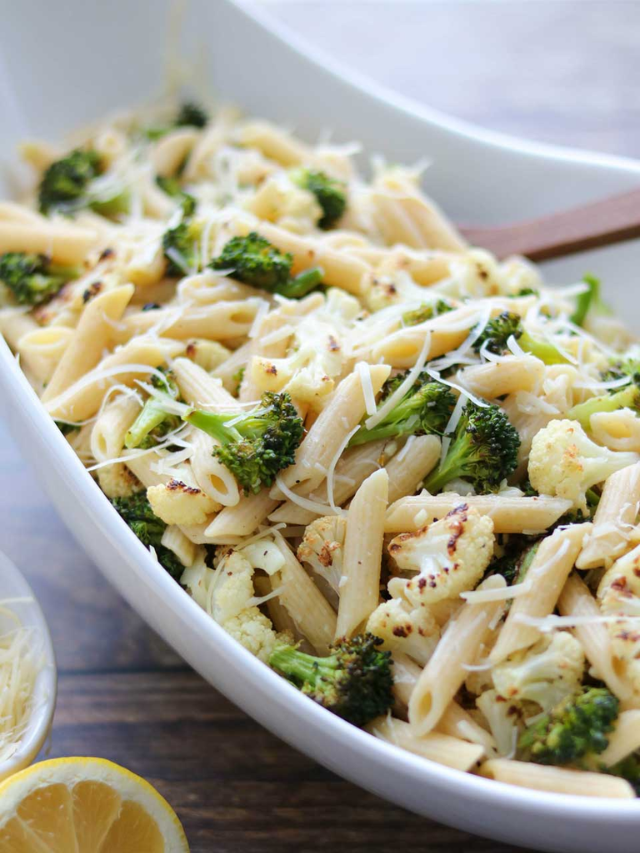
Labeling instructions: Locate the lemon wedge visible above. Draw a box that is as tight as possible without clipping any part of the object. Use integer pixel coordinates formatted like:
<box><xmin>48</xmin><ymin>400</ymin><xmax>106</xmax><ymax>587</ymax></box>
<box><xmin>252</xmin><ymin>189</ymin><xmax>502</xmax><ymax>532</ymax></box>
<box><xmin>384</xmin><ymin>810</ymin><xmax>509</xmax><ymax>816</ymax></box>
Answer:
<box><xmin>0</xmin><ymin>757</ymin><xmax>189</xmax><ymax>852</ymax></box>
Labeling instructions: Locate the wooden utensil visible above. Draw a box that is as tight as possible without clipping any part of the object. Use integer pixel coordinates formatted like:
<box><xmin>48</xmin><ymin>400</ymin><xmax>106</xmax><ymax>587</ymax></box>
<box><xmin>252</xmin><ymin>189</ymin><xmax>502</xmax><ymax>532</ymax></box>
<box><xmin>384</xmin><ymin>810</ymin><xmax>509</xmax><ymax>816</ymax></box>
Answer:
<box><xmin>459</xmin><ymin>187</ymin><xmax>640</xmax><ymax>261</ymax></box>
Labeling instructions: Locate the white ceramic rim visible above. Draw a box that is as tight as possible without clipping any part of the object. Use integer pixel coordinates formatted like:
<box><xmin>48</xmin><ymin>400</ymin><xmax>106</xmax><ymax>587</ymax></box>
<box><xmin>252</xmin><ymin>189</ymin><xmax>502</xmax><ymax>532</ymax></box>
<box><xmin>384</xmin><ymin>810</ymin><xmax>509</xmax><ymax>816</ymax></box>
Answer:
<box><xmin>234</xmin><ymin>0</ymin><xmax>640</xmax><ymax>178</ymax></box>
<box><xmin>2</xmin><ymin>0</ymin><xmax>640</xmax><ymax>826</ymax></box>
<box><xmin>0</xmin><ymin>550</ymin><xmax>57</xmax><ymax>782</ymax></box>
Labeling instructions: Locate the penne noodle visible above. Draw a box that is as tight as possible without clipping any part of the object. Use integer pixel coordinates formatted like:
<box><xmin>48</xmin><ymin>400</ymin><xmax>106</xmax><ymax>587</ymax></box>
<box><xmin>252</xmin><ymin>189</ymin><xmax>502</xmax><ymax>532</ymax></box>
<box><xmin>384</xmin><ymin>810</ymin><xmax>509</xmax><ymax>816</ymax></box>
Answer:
<box><xmin>557</xmin><ymin>573</ymin><xmax>634</xmax><ymax>704</ymax></box>
<box><xmin>0</xmin><ymin>221</ymin><xmax>97</xmax><ymax>266</ymax></box>
<box><xmin>44</xmin><ymin>337</ymin><xmax>185</xmax><ymax>421</ymax></box>
<box><xmin>577</xmin><ymin>462</ymin><xmax>640</xmax><ymax>569</ymax></box>
<box><xmin>409</xmin><ymin>576</ymin><xmax>507</xmax><ymax>735</ymax></box>
<box><xmin>335</xmin><ymin>469</ymin><xmax>389</xmax><ymax>639</ymax></box>
<box><xmin>385</xmin><ymin>493</ymin><xmax>573</xmax><ymax>534</ymax></box>
<box><xmin>42</xmin><ymin>284</ymin><xmax>135</xmax><ymax>402</ymax></box>
<box><xmin>479</xmin><ymin>759</ymin><xmax>635</xmax><ymax>798</ymax></box>
<box><xmin>274</xmin><ymin>364</ymin><xmax>390</xmax><ymax>496</ymax></box>
<box><xmin>369</xmin><ymin>716</ymin><xmax>485</xmax><ymax>772</ymax></box>
<box><xmin>272</xmin><ymin>534</ymin><xmax>337</xmax><ymax>654</ymax></box>
<box><xmin>490</xmin><ymin>525</ymin><xmax>591</xmax><ymax>665</ymax></box>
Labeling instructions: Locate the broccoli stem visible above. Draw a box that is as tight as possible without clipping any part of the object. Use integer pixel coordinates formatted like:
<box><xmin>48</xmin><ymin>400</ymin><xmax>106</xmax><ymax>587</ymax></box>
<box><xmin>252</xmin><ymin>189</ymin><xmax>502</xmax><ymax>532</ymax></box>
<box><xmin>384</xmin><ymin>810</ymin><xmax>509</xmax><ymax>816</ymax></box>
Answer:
<box><xmin>270</xmin><ymin>645</ymin><xmax>337</xmax><ymax>686</ymax></box>
<box><xmin>423</xmin><ymin>431</ymin><xmax>473</xmax><ymax>494</ymax></box>
<box><xmin>124</xmin><ymin>399</ymin><xmax>176</xmax><ymax>449</ymax></box>
<box><xmin>570</xmin><ymin>274</ymin><xmax>609</xmax><ymax>327</ymax></box>
<box><xmin>567</xmin><ymin>384</ymin><xmax>639</xmax><ymax>430</ymax></box>
<box><xmin>90</xmin><ymin>190</ymin><xmax>131</xmax><ymax>218</ymax></box>
<box><xmin>518</xmin><ymin>330</ymin><xmax>571</xmax><ymax>365</ymax></box>
<box><xmin>277</xmin><ymin>266</ymin><xmax>323</xmax><ymax>299</ymax></box>
<box><xmin>185</xmin><ymin>409</ymin><xmax>240</xmax><ymax>444</ymax></box>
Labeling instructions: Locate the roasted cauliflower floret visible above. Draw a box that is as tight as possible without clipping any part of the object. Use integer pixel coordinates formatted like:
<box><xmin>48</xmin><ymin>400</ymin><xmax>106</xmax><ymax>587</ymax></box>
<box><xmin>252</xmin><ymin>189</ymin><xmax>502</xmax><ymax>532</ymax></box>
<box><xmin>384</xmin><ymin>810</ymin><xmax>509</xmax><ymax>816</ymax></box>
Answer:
<box><xmin>528</xmin><ymin>419</ymin><xmax>638</xmax><ymax>512</ymax></box>
<box><xmin>598</xmin><ymin>542</ymin><xmax>640</xmax><ymax>665</ymax></box>
<box><xmin>297</xmin><ymin>515</ymin><xmax>346</xmax><ymax>593</ymax></box>
<box><xmin>146</xmin><ymin>478</ymin><xmax>217</xmax><ymax>526</ymax></box>
<box><xmin>476</xmin><ymin>688</ymin><xmax>521</xmax><ymax>757</ymax></box>
<box><xmin>184</xmin><ymin>548</ymin><xmax>289</xmax><ymax>663</ymax></box>
<box><xmin>492</xmin><ymin>632</ymin><xmax>585</xmax><ymax>714</ymax></box>
<box><xmin>386</xmin><ymin>504</ymin><xmax>494</xmax><ymax>605</ymax></box>
<box><xmin>365</xmin><ymin>598</ymin><xmax>439</xmax><ymax>666</ymax></box>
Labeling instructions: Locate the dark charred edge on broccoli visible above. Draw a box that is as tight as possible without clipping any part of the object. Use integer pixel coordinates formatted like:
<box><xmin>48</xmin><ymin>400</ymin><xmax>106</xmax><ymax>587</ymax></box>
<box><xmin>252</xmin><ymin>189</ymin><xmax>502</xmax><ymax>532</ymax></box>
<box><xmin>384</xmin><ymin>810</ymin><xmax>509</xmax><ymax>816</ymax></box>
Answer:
<box><xmin>472</xmin><ymin>310</ymin><xmax>569</xmax><ymax>364</ymax></box>
<box><xmin>269</xmin><ymin>633</ymin><xmax>393</xmax><ymax>727</ymax></box>
<box><xmin>517</xmin><ymin>687</ymin><xmax>619</xmax><ymax>766</ymax></box>
<box><xmin>292</xmin><ymin>168</ymin><xmax>347</xmax><ymax>229</ymax></box>
<box><xmin>0</xmin><ymin>252</ymin><xmax>79</xmax><ymax>306</ymax></box>
<box><xmin>110</xmin><ymin>492</ymin><xmax>184</xmax><ymax>581</ymax></box>
<box><xmin>348</xmin><ymin>373</ymin><xmax>455</xmax><ymax>447</ymax></box>
<box><xmin>423</xmin><ymin>400</ymin><xmax>520</xmax><ymax>494</ymax></box>
<box><xmin>186</xmin><ymin>391</ymin><xmax>304</xmax><ymax>494</ymax></box>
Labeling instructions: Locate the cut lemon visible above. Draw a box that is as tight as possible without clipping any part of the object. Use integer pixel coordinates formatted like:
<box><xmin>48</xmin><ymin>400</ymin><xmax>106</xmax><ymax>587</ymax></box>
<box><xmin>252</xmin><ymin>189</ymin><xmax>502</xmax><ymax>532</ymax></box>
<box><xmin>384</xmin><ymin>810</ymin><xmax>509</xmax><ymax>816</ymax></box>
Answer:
<box><xmin>0</xmin><ymin>757</ymin><xmax>189</xmax><ymax>853</ymax></box>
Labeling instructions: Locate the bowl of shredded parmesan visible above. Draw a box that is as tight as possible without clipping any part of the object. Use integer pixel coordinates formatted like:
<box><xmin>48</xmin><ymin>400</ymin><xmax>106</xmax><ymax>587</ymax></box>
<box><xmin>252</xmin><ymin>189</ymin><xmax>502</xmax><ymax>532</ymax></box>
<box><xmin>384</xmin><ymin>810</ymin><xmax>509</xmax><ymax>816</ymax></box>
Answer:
<box><xmin>0</xmin><ymin>551</ymin><xmax>56</xmax><ymax>783</ymax></box>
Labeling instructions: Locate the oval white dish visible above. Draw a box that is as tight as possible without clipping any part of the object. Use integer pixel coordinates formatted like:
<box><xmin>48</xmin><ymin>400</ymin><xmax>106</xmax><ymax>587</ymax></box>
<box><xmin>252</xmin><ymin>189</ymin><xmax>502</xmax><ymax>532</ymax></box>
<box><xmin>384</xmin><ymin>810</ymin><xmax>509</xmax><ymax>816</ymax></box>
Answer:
<box><xmin>1</xmin><ymin>1</ymin><xmax>639</xmax><ymax>849</ymax></box>
<box><xmin>0</xmin><ymin>551</ymin><xmax>57</xmax><ymax>783</ymax></box>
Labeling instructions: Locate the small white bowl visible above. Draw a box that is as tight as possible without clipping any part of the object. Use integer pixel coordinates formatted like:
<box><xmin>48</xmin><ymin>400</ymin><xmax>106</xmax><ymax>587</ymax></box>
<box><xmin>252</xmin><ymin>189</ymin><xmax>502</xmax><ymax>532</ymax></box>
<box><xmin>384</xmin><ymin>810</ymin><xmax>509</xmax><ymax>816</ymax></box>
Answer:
<box><xmin>0</xmin><ymin>551</ymin><xmax>57</xmax><ymax>783</ymax></box>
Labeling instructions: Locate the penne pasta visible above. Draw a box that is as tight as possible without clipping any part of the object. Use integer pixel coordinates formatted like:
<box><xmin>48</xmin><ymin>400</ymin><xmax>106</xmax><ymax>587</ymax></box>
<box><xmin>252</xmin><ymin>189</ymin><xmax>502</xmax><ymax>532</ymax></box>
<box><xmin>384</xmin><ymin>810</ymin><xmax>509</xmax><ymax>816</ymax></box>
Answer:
<box><xmin>385</xmin><ymin>493</ymin><xmax>573</xmax><ymax>534</ymax></box>
<box><xmin>335</xmin><ymin>469</ymin><xmax>389</xmax><ymax>638</ymax></box>
<box><xmin>409</xmin><ymin>576</ymin><xmax>507</xmax><ymax>735</ymax></box>
<box><xmin>479</xmin><ymin>759</ymin><xmax>635</xmax><ymax>798</ymax></box>
<box><xmin>490</xmin><ymin>524</ymin><xmax>591</xmax><ymax>664</ymax></box>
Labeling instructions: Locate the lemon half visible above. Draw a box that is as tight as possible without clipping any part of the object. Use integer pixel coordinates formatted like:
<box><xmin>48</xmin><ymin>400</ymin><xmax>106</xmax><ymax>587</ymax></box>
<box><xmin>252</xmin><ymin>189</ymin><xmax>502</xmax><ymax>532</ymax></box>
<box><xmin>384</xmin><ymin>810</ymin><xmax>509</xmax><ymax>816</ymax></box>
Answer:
<box><xmin>0</xmin><ymin>757</ymin><xmax>189</xmax><ymax>853</ymax></box>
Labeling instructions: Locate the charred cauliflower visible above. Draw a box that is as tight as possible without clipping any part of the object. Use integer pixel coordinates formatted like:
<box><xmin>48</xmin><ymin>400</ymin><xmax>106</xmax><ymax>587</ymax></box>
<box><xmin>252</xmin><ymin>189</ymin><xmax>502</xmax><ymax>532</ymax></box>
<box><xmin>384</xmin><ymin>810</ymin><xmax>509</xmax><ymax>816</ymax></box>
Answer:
<box><xmin>297</xmin><ymin>515</ymin><xmax>346</xmax><ymax>593</ymax></box>
<box><xmin>528</xmin><ymin>419</ymin><xmax>638</xmax><ymax>511</ymax></box>
<box><xmin>386</xmin><ymin>504</ymin><xmax>495</xmax><ymax>605</ymax></box>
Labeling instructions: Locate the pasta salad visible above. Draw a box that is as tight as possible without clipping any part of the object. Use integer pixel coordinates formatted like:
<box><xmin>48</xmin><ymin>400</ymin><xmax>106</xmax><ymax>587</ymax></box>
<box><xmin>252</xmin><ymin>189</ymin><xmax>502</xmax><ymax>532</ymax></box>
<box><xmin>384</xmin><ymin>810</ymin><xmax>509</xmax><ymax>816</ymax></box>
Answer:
<box><xmin>2</xmin><ymin>101</ymin><xmax>640</xmax><ymax>799</ymax></box>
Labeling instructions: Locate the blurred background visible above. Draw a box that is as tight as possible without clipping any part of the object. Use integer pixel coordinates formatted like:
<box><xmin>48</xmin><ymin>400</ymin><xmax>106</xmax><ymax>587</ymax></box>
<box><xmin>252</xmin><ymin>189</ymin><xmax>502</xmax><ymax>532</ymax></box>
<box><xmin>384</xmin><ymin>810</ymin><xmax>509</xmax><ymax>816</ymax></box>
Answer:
<box><xmin>257</xmin><ymin>0</ymin><xmax>640</xmax><ymax>158</ymax></box>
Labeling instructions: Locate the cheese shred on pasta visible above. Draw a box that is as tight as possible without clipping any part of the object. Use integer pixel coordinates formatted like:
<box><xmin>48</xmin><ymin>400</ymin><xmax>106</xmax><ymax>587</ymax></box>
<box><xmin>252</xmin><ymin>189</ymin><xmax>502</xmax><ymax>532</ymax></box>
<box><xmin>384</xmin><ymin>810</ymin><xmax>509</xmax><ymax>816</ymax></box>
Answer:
<box><xmin>3</xmin><ymin>101</ymin><xmax>640</xmax><ymax>798</ymax></box>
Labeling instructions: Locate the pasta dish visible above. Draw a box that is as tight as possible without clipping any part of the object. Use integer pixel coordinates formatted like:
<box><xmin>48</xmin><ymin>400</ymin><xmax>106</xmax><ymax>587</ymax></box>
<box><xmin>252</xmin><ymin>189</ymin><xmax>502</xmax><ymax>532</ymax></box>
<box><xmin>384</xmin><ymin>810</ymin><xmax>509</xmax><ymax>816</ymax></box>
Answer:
<box><xmin>3</xmin><ymin>101</ymin><xmax>640</xmax><ymax>799</ymax></box>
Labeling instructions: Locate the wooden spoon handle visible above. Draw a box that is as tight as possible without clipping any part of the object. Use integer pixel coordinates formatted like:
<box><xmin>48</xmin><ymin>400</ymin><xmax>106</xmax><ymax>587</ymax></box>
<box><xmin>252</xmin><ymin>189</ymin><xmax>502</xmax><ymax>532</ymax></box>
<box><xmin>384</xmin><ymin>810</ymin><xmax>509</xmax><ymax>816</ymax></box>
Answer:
<box><xmin>459</xmin><ymin>187</ymin><xmax>640</xmax><ymax>261</ymax></box>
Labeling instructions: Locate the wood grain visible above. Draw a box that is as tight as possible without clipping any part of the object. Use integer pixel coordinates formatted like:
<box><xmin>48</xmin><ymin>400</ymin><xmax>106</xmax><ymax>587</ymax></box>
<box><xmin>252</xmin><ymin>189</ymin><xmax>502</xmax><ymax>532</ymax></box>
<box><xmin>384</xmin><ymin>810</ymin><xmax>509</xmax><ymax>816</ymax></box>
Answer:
<box><xmin>460</xmin><ymin>187</ymin><xmax>640</xmax><ymax>261</ymax></box>
<box><xmin>3</xmin><ymin>2</ymin><xmax>636</xmax><ymax>850</ymax></box>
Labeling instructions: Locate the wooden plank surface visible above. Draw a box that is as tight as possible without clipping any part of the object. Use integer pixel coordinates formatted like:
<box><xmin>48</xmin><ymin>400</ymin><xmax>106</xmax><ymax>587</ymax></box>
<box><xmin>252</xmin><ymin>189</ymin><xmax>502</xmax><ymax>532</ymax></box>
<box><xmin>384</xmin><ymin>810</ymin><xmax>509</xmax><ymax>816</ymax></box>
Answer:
<box><xmin>3</xmin><ymin>2</ymin><xmax>639</xmax><ymax>850</ymax></box>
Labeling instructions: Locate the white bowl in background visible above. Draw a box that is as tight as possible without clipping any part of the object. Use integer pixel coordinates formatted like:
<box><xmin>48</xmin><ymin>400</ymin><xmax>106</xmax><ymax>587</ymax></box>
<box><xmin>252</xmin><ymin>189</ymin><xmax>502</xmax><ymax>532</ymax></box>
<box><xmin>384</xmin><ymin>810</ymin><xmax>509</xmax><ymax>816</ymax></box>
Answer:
<box><xmin>0</xmin><ymin>1</ymin><xmax>639</xmax><ymax>850</ymax></box>
<box><xmin>0</xmin><ymin>552</ymin><xmax>57</xmax><ymax>783</ymax></box>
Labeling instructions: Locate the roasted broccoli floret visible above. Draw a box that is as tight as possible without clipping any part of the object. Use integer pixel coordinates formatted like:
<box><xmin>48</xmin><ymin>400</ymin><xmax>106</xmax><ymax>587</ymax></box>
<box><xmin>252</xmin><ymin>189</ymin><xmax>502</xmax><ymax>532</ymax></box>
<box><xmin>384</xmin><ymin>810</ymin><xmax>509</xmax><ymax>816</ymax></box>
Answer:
<box><xmin>186</xmin><ymin>391</ymin><xmax>304</xmax><ymax>494</ymax></box>
<box><xmin>0</xmin><ymin>252</ymin><xmax>79</xmax><ymax>305</ymax></box>
<box><xmin>156</xmin><ymin>176</ymin><xmax>197</xmax><ymax>217</ymax></box>
<box><xmin>162</xmin><ymin>214</ymin><xmax>203</xmax><ymax>276</ymax></box>
<box><xmin>175</xmin><ymin>101</ymin><xmax>209</xmax><ymax>129</ymax></box>
<box><xmin>517</xmin><ymin>686</ymin><xmax>619</xmax><ymax>766</ymax></box>
<box><xmin>472</xmin><ymin>310</ymin><xmax>569</xmax><ymax>364</ymax></box>
<box><xmin>567</xmin><ymin>379</ymin><xmax>640</xmax><ymax>430</ymax></box>
<box><xmin>38</xmin><ymin>149</ymin><xmax>129</xmax><ymax>217</ymax></box>
<box><xmin>423</xmin><ymin>401</ymin><xmax>520</xmax><ymax>494</ymax></box>
<box><xmin>210</xmin><ymin>232</ymin><xmax>322</xmax><ymax>298</ymax></box>
<box><xmin>402</xmin><ymin>299</ymin><xmax>454</xmax><ymax>327</ymax></box>
<box><xmin>348</xmin><ymin>373</ymin><xmax>455</xmax><ymax>447</ymax></box>
<box><xmin>291</xmin><ymin>168</ymin><xmax>346</xmax><ymax>229</ymax></box>
<box><xmin>124</xmin><ymin>369</ymin><xmax>182</xmax><ymax>449</ymax></box>
<box><xmin>269</xmin><ymin>633</ymin><xmax>393</xmax><ymax>726</ymax></box>
<box><xmin>570</xmin><ymin>274</ymin><xmax>611</xmax><ymax>327</ymax></box>
<box><xmin>110</xmin><ymin>492</ymin><xmax>184</xmax><ymax>580</ymax></box>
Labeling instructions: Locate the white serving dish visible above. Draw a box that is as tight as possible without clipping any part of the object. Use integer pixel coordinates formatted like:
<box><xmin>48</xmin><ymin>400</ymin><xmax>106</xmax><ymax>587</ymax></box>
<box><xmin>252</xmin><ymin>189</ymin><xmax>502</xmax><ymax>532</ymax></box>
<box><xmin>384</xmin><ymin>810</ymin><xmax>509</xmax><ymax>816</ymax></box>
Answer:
<box><xmin>1</xmin><ymin>1</ymin><xmax>639</xmax><ymax>849</ymax></box>
<box><xmin>0</xmin><ymin>552</ymin><xmax>56</xmax><ymax>783</ymax></box>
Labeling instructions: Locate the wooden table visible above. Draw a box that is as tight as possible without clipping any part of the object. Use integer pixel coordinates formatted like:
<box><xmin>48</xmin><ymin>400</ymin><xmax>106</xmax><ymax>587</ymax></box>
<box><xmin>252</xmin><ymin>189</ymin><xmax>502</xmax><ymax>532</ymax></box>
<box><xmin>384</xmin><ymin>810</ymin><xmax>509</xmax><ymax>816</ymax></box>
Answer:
<box><xmin>2</xmin><ymin>2</ymin><xmax>639</xmax><ymax>850</ymax></box>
